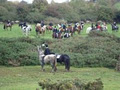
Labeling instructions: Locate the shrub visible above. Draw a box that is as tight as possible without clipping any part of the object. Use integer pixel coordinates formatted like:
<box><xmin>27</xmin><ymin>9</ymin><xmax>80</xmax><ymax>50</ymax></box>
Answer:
<box><xmin>38</xmin><ymin>78</ymin><xmax>103</xmax><ymax>90</ymax></box>
<box><xmin>0</xmin><ymin>31</ymin><xmax>120</xmax><ymax>68</ymax></box>
<box><xmin>0</xmin><ymin>37</ymin><xmax>46</xmax><ymax>66</ymax></box>
<box><xmin>50</xmin><ymin>31</ymin><xmax>120</xmax><ymax>68</ymax></box>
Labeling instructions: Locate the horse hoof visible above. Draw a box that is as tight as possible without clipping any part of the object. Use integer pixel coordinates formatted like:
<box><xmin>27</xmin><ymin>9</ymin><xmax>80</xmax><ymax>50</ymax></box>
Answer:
<box><xmin>65</xmin><ymin>69</ymin><xmax>69</xmax><ymax>72</ymax></box>
<box><xmin>42</xmin><ymin>69</ymin><xmax>45</xmax><ymax>72</ymax></box>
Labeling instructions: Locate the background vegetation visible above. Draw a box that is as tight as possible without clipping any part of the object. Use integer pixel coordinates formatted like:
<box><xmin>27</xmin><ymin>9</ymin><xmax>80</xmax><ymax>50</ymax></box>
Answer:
<box><xmin>0</xmin><ymin>30</ymin><xmax>120</xmax><ymax>69</ymax></box>
<box><xmin>0</xmin><ymin>0</ymin><xmax>120</xmax><ymax>23</ymax></box>
<box><xmin>1</xmin><ymin>0</ymin><xmax>120</xmax><ymax>90</ymax></box>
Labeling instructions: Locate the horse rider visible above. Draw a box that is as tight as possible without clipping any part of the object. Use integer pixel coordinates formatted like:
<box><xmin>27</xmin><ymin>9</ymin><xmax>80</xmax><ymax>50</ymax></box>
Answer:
<box><xmin>42</xmin><ymin>44</ymin><xmax>51</xmax><ymax>64</ymax></box>
<box><xmin>41</xmin><ymin>42</ymin><xmax>47</xmax><ymax>49</ymax></box>
<box><xmin>91</xmin><ymin>23</ymin><xmax>94</xmax><ymax>30</ymax></box>
<box><xmin>7</xmin><ymin>20</ymin><xmax>11</xmax><ymax>26</ymax></box>
<box><xmin>97</xmin><ymin>24</ymin><xmax>101</xmax><ymax>31</ymax></box>
<box><xmin>41</xmin><ymin>20</ymin><xmax>44</xmax><ymax>27</ymax></box>
<box><xmin>23</xmin><ymin>22</ymin><xmax>28</xmax><ymax>28</ymax></box>
<box><xmin>113</xmin><ymin>22</ymin><xmax>117</xmax><ymax>26</ymax></box>
<box><xmin>49</xmin><ymin>22</ymin><xmax>53</xmax><ymax>26</ymax></box>
<box><xmin>74</xmin><ymin>23</ymin><xmax>78</xmax><ymax>30</ymax></box>
<box><xmin>44</xmin><ymin>44</ymin><xmax>51</xmax><ymax>55</ymax></box>
<box><xmin>80</xmin><ymin>21</ymin><xmax>84</xmax><ymax>30</ymax></box>
<box><xmin>53</xmin><ymin>26</ymin><xmax>58</xmax><ymax>38</ymax></box>
<box><xmin>63</xmin><ymin>23</ymin><xmax>66</xmax><ymax>31</ymax></box>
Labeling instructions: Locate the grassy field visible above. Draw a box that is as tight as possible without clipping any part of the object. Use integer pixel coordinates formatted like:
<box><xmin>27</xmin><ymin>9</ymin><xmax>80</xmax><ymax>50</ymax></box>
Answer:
<box><xmin>0</xmin><ymin>24</ymin><xmax>120</xmax><ymax>38</ymax></box>
<box><xmin>0</xmin><ymin>24</ymin><xmax>120</xmax><ymax>90</ymax></box>
<box><xmin>0</xmin><ymin>66</ymin><xmax>120</xmax><ymax>90</ymax></box>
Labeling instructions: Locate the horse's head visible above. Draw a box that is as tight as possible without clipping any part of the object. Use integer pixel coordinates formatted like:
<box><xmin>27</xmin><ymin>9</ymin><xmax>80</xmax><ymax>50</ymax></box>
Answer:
<box><xmin>37</xmin><ymin>46</ymin><xmax>44</xmax><ymax>55</ymax></box>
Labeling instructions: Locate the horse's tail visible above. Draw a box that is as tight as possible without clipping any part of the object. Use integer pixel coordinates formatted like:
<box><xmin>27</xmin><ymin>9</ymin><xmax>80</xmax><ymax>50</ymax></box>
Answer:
<box><xmin>3</xmin><ymin>24</ymin><xmax>5</xmax><ymax>29</ymax></box>
<box><xmin>65</xmin><ymin>55</ymin><xmax>70</xmax><ymax>71</ymax></box>
<box><xmin>53</xmin><ymin>56</ymin><xmax>57</xmax><ymax>71</ymax></box>
<box><xmin>67</xmin><ymin>57</ymin><xmax>70</xmax><ymax>71</ymax></box>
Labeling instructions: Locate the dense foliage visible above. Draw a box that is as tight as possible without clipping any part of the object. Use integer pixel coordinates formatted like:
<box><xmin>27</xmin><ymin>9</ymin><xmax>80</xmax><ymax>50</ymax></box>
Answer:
<box><xmin>0</xmin><ymin>31</ymin><xmax>120</xmax><ymax>68</ymax></box>
<box><xmin>0</xmin><ymin>37</ymin><xmax>46</xmax><ymax>66</ymax></box>
<box><xmin>39</xmin><ymin>78</ymin><xmax>103</xmax><ymax>90</ymax></box>
<box><xmin>0</xmin><ymin>0</ymin><xmax>120</xmax><ymax>22</ymax></box>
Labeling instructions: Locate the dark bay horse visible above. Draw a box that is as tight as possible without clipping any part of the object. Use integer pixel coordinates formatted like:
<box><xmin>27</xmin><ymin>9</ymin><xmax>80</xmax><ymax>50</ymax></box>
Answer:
<box><xmin>57</xmin><ymin>54</ymin><xmax>70</xmax><ymax>71</ymax></box>
<box><xmin>3</xmin><ymin>23</ymin><xmax>13</xmax><ymax>31</ymax></box>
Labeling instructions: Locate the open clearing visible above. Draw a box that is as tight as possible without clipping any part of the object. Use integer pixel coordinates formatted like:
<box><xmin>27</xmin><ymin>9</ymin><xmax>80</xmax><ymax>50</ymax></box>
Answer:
<box><xmin>0</xmin><ymin>66</ymin><xmax>120</xmax><ymax>90</ymax></box>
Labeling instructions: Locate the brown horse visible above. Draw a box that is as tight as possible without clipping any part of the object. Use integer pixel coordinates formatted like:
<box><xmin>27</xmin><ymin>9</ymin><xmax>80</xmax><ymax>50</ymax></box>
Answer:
<box><xmin>67</xmin><ymin>25</ymin><xmax>74</xmax><ymax>36</ymax></box>
<box><xmin>73</xmin><ymin>24</ymin><xmax>82</xmax><ymax>35</ymax></box>
<box><xmin>3</xmin><ymin>23</ymin><xmax>13</xmax><ymax>31</ymax></box>
<box><xmin>35</xmin><ymin>23</ymin><xmax>41</xmax><ymax>35</ymax></box>
<box><xmin>35</xmin><ymin>23</ymin><xmax>46</xmax><ymax>35</ymax></box>
<box><xmin>77</xmin><ymin>25</ymin><xmax>82</xmax><ymax>34</ymax></box>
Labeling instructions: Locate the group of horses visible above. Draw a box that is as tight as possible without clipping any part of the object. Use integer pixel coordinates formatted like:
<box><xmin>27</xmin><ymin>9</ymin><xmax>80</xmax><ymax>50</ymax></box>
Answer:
<box><xmin>37</xmin><ymin>45</ymin><xmax>70</xmax><ymax>72</ymax></box>
<box><xmin>3</xmin><ymin>22</ymin><xmax>119</xmax><ymax>37</ymax></box>
<box><xmin>86</xmin><ymin>23</ymin><xmax>108</xmax><ymax>34</ymax></box>
<box><xmin>52</xmin><ymin>23</ymin><xmax>84</xmax><ymax>39</ymax></box>
<box><xmin>86</xmin><ymin>23</ymin><xmax>119</xmax><ymax>34</ymax></box>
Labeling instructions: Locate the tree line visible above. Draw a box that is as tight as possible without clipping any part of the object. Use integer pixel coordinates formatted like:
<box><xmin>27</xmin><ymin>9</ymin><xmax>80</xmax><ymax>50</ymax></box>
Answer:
<box><xmin>0</xmin><ymin>0</ymin><xmax>120</xmax><ymax>23</ymax></box>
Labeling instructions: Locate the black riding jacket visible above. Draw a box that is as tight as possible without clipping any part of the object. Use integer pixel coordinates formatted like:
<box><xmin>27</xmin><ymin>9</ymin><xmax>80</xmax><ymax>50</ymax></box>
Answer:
<box><xmin>44</xmin><ymin>48</ymin><xmax>51</xmax><ymax>55</ymax></box>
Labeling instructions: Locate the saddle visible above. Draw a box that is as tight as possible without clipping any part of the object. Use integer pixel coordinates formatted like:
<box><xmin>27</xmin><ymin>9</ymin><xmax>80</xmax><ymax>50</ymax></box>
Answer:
<box><xmin>7</xmin><ymin>23</ymin><xmax>11</xmax><ymax>26</ymax></box>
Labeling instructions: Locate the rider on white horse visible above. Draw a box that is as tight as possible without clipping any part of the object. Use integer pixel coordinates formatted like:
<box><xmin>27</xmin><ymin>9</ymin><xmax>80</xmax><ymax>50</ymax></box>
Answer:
<box><xmin>22</xmin><ymin>24</ymin><xmax>32</xmax><ymax>36</ymax></box>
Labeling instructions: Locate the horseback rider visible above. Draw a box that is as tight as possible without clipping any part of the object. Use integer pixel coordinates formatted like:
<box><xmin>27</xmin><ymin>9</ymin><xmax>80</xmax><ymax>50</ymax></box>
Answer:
<box><xmin>23</xmin><ymin>22</ymin><xmax>28</xmax><ymax>28</ymax></box>
<box><xmin>53</xmin><ymin>26</ymin><xmax>58</xmax><ymax>38</ymax></box>
<box><xmin>41</xmin><ymin>20</ymin><xmax>44</xmax><ymax>27</ymax></box>
<box><xmin>113</xmin><ymin>22</ymin><xmax>116</xmax><ymax>26</ymax></box>
<box><xmin>49</xmin><ymin>22</ymin><xmax>53</xmax><ymax>26</ymax></box>
<box><xmin>44</xmin><ymin>44</ymin><xmax>51</xmax><ymax>55</ymax></box>
<box><xmin>63</xmin><ymin>23</ymin><xmax>66</xmax><ymax>31</ymax></box>
<box><xmin>80</xmin><ymin>21</ymin><xmax>84</xmax><ymax>30</ymax></box>
<box><xmin>91</xmin><ymin>23</ymin><xmax>94</xmax><ymax>30</ymax></box>
<box><xmin>42</xmin><ymin>44</ymin><xmax>51</xmax><ymax>64</ymax></box>
<box><xmin>7</xmin><ymin>20</ymin><xmax>11</xmax><ymax>26</ymax></box>
<box><xmin>74</xmin><ymin>23</ymin><xmax>78</xmax><ymax>30</ymax></box>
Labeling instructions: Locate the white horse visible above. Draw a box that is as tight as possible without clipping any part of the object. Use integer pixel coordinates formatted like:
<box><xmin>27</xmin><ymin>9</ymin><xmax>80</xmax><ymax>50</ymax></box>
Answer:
<box><xmin>101</xmin><ymin>25</ymin><xmax>108</xmax><ymax>31</ymax></box>
<box><xmin>37</xmin><ymin>46</ymin><xmax>57</xmax><ymax>72</ymax></box>
<box><xmin>86</xmin><ymin>27</ymin><xmax>92</xmax><ymax>34</ymax></box>
<box><xmin>22</xmin><ymin>25</ymin><xmax>32</xmax><ymax>36</ymax></box>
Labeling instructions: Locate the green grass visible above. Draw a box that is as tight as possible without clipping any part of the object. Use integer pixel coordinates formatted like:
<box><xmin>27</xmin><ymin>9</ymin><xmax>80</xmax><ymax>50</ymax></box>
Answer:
<box><xmin>0</xmin><ymin>66</ymin><xmax>120</xmax><ymax>90</ymax></box>
<box><xmin>0</xmin><ymin>24</ymin><xmax>120</xmax><ymax>38</ymax></box>
<box><xmin>0</xmin><ymin>24</ymin><xmax>120</xmax><ymax>90</ymax></box>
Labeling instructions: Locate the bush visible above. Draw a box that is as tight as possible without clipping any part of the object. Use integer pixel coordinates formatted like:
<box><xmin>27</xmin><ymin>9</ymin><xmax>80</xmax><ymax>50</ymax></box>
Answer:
<box><xmin>50</xmin><ymin>31</ymin><xmax>120</xmax><ymax>68</ymax></box>
<box><xmin>38</xmin><ymin>78</ymin><xmax>103</xmax><ymax>90</ymax></box>
<box><xmin>0</xmin><ymin>37</ymin><xmax>46</xmax><ymax>66</ymax></box>
<box><xmin>0</xmin><ymin>31</ymin><xmax>120</xmax><ymax>68</ymax></box>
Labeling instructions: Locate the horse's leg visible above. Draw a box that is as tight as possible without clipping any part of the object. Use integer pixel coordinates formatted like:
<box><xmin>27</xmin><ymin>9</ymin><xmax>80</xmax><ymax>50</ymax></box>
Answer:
<box><xmin>26</xmin><ymin>30</ymin><xmax>28</xmax><ymax>36</ymax></box>
<box><xmin>41</xmin><ymin>60</ymin><xmax>45</xmax><ymax>71</ymax></box>
<box><xmin>50</xmin><ymin>59</ymin><xmax>57</xmax><ymax>72</ymax></box>
<box><xmin>10</xmin><ymin>26</ymin><xmax>12</xmax><ymax>31</ymax></box>
<box><xmin>43</xmin><ymin>31</ymin><xmax>45</xmax><ymax>35</ymax></box>
<box><xmin>64</xmin><ymin>61</ymin><xmax>68</xmax><ymax>71</ymax></box>
<box><xmin>7</xmin><ymin>27</ymin><xmax>8</xmax><ymax>31</ymax></box>
<box><xmin>64</xmin><ymin>59</ymin><xmax>70</xmax><ymax>72</ymax></box>
<box><xmin>50</xmin><ymin>62</ymin><xmax>55</xmax><ymax>72</ymax></box>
